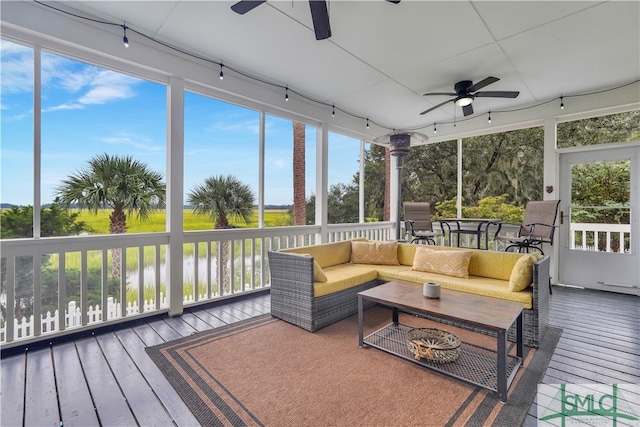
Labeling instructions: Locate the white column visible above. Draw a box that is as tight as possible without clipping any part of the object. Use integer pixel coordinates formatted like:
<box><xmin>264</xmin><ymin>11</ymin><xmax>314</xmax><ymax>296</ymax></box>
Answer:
<box><xmin>359</xmin><ymin>139</ymin><xmax>365</xmax><ymax>224</ymax></box>
<box><xmin>258</xmin><ymin>112</ymin><xmax>265</xmax><ymax>228</ymax></box>
<box><xmin>543</xmin><ymin>118</ymin><xmax>559</xmax><ymax>283</ymax></box>
<box><xmin>316</xmin><ymin>123</ymin><xmax>329</xmax><ymax>242</ymax></box>
<box><xmin>166</xmin><ymin>76</ymin><xmax>184</xmax><ymax>316</ymax></box>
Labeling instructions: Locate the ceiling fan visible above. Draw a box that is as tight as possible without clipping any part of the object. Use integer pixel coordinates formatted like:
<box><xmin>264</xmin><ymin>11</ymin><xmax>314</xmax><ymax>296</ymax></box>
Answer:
<box><xmin>231</xmin><ymin>0</ymin><xmax>400</xmax><ymax>41</ymax></box>
<box><xmin>420</xmin><ymin>77</ymin><xmax>519</xmax><ymax>117</ymax></box>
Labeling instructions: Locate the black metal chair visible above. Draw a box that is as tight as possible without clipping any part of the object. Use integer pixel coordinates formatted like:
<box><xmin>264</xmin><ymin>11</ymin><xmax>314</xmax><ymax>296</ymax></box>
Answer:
<box><xmin>495</xmin><ymin>200</ymin><xmax>561</xmax><ymax>255</ymax></box>
<box><xmin>403</xmin><ymin>202</ymin><xmax>444</xmax><ymax>245</ymax></box>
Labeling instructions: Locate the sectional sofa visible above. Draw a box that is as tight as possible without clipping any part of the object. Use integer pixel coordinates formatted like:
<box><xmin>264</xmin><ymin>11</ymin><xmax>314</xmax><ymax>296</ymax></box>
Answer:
<box><xmin>267</xmin><ymin>239</ymin><xmax>550</xmax><ymax>348</ymax></box>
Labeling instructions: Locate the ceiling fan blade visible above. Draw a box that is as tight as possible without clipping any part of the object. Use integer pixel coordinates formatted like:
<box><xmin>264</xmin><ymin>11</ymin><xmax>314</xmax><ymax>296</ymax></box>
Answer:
<box><xmin>468</xmin><ymin>76</ymin><xmax>499</xmax><ymax>93</ymax></box>
<box><xmin>231</xmin><ymin>0</ymin><xmax>267</xmax><ymax>14</ymax></box>
<box><xmin>420</xmin><ymin>99</ymin><xmax>453</xmax><ymax>115</ymax></box>
<box><xmin>462</xmin><ymin>104</ymin><xmax>474</xmax><ymax>116</ymax></box>
<box><xmin>423</xmin><ymin>92</ymin><xmax>457</xmax><ymax>97</ymax></box>
<box><xmin>309</xmin><ymin>0</ymin><xmax>331</xmax><ymax>40</ymax></box>
<box><xmin>475</xmin><ymin>91</ymin><xmax>520</xmax><ymax>98</ymax></box>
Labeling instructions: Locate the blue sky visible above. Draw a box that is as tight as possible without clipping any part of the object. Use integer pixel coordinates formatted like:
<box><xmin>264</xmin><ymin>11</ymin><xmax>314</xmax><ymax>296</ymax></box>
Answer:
<box><xmin>1</xmin><ymin>39</ymin><xmax>362</xmax><ymax>207</ymax></box>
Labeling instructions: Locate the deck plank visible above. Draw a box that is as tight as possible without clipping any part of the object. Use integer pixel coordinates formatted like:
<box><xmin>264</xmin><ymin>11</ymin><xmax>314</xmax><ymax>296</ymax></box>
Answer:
<box><xmin>2</xmin><ymin>287</ymin><xmax>638</xmax><ymax>427</ymax></box>
<box><xmin>95</xmin><ymin>332</ymin><xmax>175</xmax><ymax>426</ymax></box>
<box><xmin>75</xmin><ymin>335</ymin><xmax>138</xmax><ymax>426</ymax></box>
<box><xmin>24</xmin><ymin>347</ymin><xmax>59</xmax><ymax>426</ymax></box>
<box><xmin>114</xmin><ymin>328</ymin><xmax>200</xmax><ymax>427</ymax></box>
<box><xmin>147</xmin><ymin>318</ymin><xmax>185</xmax><ymax>342</ymax></box>
<box><xmin>52</xmin><ymin>342</ymin><xmax>100</xmax><ymax>427</ymax></box>
<box><xmin>1</xmin><ymin>353</ymin><xmax>25</xmax><ymax>427</ymax></box>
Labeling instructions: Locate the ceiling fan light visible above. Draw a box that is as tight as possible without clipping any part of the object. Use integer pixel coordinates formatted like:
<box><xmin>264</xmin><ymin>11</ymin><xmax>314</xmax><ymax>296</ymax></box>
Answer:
<box><xmin>455</xmin><ymin>96</ymin><xmax>473</xmax><ymax>107</ymax></box>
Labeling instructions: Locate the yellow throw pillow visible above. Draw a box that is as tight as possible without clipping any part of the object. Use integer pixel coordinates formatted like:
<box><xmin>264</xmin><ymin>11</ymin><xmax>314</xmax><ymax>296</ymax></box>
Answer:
<box><xmin>350</xmin><ymin>241</ymin><xmax>399</xmax><ymax>265</ymax></box>
<box><xmin>509</xmin><ymin>254</ymin><xmax>537</xmax><ymax>291</ymax></box>
<box><xmin>297</xmin><ymin>254</ymin><xmax>328</xmax><ymax>282</ymax></box>
<box><xmin>411</xmin><ymin>247</ymin><xmax>472</xmax><ymax>279</ymax></box>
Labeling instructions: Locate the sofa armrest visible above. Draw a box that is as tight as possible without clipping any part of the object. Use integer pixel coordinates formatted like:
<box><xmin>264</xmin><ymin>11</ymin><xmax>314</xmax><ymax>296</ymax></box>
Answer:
<box><xmin>532</xmin><ymin>255</ymin><xmax>551</xmax><ymax>343</ymax></box>
<box><xmin>268</xmin><ymin>250</ymin><xmax>314</xmax><ymax>296</ymax></box>
<box><xmin>268</xmin><ymin>250</ymin><xmax>317</xmax><ymax>330</ymax></box>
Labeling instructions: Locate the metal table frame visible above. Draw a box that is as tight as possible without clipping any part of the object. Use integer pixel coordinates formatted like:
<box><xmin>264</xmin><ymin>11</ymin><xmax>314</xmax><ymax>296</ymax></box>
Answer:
<box><xmin>437</xmin><ymin>218</ymin><xmax>502</xmax><ymax>249</ymax></box>
<box><xmin>358</xmin><ymin>291</ymin><xmax>523</xmax><ymax>402</ymax></box>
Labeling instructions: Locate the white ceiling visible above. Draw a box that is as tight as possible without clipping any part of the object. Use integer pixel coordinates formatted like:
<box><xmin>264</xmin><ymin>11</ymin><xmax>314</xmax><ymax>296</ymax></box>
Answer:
<box><xmin>9</xmin><ymin>1</ymin><xmax>640</xmax><ymax>140</ymax></box>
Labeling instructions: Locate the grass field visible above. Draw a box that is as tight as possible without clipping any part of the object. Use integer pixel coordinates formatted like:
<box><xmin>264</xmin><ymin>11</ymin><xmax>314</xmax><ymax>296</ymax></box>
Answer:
<box><xmin>75</xmin><ymin>208</ymin><xmax>292</xmax><ymax>234</ymax></box>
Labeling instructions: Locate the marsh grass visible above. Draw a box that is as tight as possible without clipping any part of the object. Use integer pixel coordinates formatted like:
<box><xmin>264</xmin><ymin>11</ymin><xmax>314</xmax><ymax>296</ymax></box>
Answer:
<box><xmin>44</xmin><ymin>210</ymin><xmax>286</xmax><ymax>302</ymax></box>
<box><xmin>76</xmin><ymin>209</ymin><xmax>291</xmax><ymax>234</ymax></box>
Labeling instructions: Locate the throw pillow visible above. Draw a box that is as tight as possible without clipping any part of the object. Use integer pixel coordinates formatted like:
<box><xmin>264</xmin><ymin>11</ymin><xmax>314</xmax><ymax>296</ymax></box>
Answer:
<box><xmin>509</xmin><ymin>253</ymin><xmax>537</xmax><ymax>291</ymax></box>
<box><xmin>350</xmin><ymin>241</ymin><xmax>399</xmax><ymax>265</ymax></box>
<box><xmin>411</xmin><ymin>247</ymin><xmax>472</xmax><ymax>279</ymax></box>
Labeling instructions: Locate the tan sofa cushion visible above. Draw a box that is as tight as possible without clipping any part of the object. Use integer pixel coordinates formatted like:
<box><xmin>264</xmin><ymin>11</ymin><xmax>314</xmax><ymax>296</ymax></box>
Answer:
<box><xmin>412</xmin><ymin>247</ymin><xmax>473</xmax><ymax>279</ymax></box>
<box><xmin>281</xmin><ymin>238</ymin><xmax>364</xmax><ymax>268</ymax></box>
<box><xmin>351</xmin><ymin>240</ymin><xmax>399</xmax><ymax>265</ymax></box>
<box><xmin>390</xmin><ymin>270</ymin><xmax>533</xmax><ymax>309</ymax></box>
<box><xmin>313</xmin><ymin>264</ymin><xmax>379</xmax><ymax>297</ymax></box>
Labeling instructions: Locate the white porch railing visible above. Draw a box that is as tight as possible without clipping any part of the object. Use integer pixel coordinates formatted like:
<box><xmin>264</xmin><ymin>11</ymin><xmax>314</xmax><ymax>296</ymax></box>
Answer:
<box><xmin>570</xmin><ymin>223</ymin><xmax>631</xmax><ymax>253</ymax></box>
<box><xmin>0</xmin><ymin>222</ymin><xmax>394</xmax><ymax>348</ymax></box>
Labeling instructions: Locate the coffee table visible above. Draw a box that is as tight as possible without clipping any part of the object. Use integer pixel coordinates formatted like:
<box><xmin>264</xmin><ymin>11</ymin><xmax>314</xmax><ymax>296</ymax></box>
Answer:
<box><xmin>358</xmin><ymin>281</ymin><xmax>524</xmax><ymax>402</ymax></box>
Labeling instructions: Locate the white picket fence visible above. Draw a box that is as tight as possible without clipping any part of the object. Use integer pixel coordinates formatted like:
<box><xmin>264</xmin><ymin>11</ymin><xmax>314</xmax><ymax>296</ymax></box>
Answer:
<box><xmin>0</xmin><ymin>295</ymin><xmax>171</xmax><ymax>341</ymax></box>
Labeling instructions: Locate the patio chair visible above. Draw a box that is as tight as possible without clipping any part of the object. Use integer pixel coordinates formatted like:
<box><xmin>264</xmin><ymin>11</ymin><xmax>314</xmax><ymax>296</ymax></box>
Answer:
<box><xmin>495</xmin><ymin>200</ymin><xmax>561</xmax><ymax>255</ymax></box>
<box><xmin>403</xmin><ymin>202</ymin><xmax>444</xmax><ymax>245</ymax></box>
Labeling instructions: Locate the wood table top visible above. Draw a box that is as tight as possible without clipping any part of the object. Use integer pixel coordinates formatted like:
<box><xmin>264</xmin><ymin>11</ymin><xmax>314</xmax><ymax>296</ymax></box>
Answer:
<box><xmin>359</xmin><ymin>281</ymin><xmax>524</xmax><ymax>331</ymax></box>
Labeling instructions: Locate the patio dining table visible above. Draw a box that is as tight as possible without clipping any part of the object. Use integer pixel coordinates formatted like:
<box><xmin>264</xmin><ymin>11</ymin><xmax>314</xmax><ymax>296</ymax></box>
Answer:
<box><xmin>437</xmin><ymin>218</ymin><xmax>502</xmax><ymax>250</ymax></box>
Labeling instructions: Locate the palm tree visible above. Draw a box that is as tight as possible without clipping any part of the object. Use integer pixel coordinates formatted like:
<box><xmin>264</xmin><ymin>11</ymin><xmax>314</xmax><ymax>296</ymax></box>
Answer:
<box><xmin>187</xmin><ymin>175</ymin><xmax>255</xmax><ymax>294</ymax></box>
<box><xmin>55</xmin><ymin>153</ymin><xmax>166</xmax><ymax>276</ymax></box>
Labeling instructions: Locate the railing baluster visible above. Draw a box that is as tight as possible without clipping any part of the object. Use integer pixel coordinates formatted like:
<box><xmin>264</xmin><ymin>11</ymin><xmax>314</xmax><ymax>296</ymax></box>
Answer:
<box><xmin>138</xmin><ymin>246</ymin><xmax>144</xmax><ymax>312</ymax></box>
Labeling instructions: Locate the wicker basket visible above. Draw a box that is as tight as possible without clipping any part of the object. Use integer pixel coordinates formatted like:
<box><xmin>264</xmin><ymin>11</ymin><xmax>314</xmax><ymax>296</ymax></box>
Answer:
<box><xmin>407</xmin><ymin>328</ymin><xmax>461</xmax><ymax>363</ymax></box>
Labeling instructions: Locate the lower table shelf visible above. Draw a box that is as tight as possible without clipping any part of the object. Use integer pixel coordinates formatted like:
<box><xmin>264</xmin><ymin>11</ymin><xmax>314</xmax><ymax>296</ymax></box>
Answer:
<box><xmin>363</xmin><ymin>322</ymin><xmax>522</xmax><ymax>395</ymax></box>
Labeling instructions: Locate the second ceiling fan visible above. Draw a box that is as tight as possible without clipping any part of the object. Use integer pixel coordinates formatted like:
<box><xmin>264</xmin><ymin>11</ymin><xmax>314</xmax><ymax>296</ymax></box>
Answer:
<box><xmin>420</xmin><ymin>77</ymin><xmax>519</xmax><ymax>117</ymax></box>
<box><xmin>231</xmin><ymin>0</ymin><xmax>400</xmax><ymax>40</ymax></box>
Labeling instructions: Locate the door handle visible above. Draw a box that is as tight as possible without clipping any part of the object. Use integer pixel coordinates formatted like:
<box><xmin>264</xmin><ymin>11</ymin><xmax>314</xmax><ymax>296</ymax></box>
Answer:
<box><xmin>560</xmin><ymin>211</ymin><xmax>564</xmax><ymax>225</ymax></box>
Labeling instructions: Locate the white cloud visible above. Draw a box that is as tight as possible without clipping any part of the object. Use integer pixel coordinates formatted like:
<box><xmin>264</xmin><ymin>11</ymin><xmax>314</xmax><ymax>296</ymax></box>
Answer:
<box><xmin>40</xmin><ymin>54</ymin><xmax>140</xmax><ymax>111</ymax></box>
<box><xmin>0</xmin><ymin>40</ymin><xmax>34</xmax><ymax>94</ymax></box>
<box><xmin>95</xmin><ymin>132</ymin><xmax>164</xmax><ymax>152</ymax></box>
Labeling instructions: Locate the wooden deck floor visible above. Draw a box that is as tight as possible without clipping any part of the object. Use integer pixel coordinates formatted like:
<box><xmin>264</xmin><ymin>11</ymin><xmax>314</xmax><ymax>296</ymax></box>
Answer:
<box><xmin>1</xmin><ymin>286</ymin><xmax>638</xmax><ymax>426</ymax></box>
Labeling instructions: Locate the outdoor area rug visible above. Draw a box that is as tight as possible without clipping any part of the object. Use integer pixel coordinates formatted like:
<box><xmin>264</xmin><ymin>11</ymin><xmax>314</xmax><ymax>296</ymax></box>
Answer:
<box><xmin>146</xmin><ymin>306</ymin><xmax>561</xmax><ymax>427</ymax></box>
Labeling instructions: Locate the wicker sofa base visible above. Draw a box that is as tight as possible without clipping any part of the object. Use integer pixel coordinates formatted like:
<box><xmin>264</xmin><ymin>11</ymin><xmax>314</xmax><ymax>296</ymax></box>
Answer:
<box><xmin>272</xmin><ymin>278</ymin><xmax>383</xmax><ymax>332</ymax></box>
<box><xmin>268</xmin><ymin>248</ymin><xmax>550</xmax><ymax>347</ymax></box>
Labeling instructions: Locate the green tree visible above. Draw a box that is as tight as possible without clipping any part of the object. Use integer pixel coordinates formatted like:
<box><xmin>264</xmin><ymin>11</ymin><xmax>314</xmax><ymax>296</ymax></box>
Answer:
<box><xmin>55</xmin><ymin>153</ymin><xmax>166</xmax><ymax>276</ymax></box>
<box><xmin>402</xmin><ymin>140</ymin><xmax>459</xmax><ymax>206</ymax></box>
<box><xmin>187</xmin><ymin>175</ymin><xmax>255</xmax><ymax>292</ymax></box>
<box><xmin>558</xmin><ymin>111</ymin><xmax>640</xmax><ymax>148</ymax></box>
<box><xmin>462</xmin><ymin>127</ymin><xmax>543</xmax><ymax>206</ymax></box>
<box><xmin>1</xmin><ymin>204</ymin><xmax>91</xmax><ymax>239</ymax></box>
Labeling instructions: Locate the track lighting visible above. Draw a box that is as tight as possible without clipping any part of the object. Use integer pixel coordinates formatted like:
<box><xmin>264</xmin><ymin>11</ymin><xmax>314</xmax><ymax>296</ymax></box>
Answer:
<box><xmin>433</xmin><ymin>123</ymin><xmax>437</xmax><ymax>134</ymax></box>
<box><xmin>285</xmin><ymin>87</ymin><xmax>289</xmax><ymax>101</ymax></box>
<box><xmin>488</xmin><ymin>112</ymin><xmax>492</xmax><ymax>123</ymax></box>
<box><xmin>560</xmin><ymin>96</ymin><xmax>564</xmax><ymax>109</ymax></box>
<box><xmin>122</xmin><ymin>24</ymin><xmax>129</xmax><ymax>48</ymax></box>
<box><xmin>219</xmin><ymin>63</ymin><xmax>224</xmax><ymax>80</ymax></box>
<box><xmin>332</xmin><ymin>105</ymin><xmax>335</xmax><ymax>117</ymax></box>
<box><xmin>366</xmin><ymin>118</ymin><xmax>370</xmax><ymax>129</ymax></box>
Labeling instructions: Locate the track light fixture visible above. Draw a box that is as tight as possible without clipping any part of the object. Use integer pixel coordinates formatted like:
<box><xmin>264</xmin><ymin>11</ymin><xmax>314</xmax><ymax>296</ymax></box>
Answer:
<box><xmin>219</xmin><ymin>63</ymin><xmax>224</xmax><ymax>80</ymax></box>
<box><xmin>332</xmin><ymin>105</ymin><xmax>335</xmax><ymax>117</ymax></box>
<box><xmin>560</xmin><ymin>96</ymin><xmax>565</xmax><ymax>109</ymax></box>
<box><xmin>285</xmin><ymin>87</ymin><xmax>289</xmax><ymax>101</ymax></box>
<box><xmin>122</xmin><ymin>24</ymin><xmax>129</xmax><ymax>48</ymax></box>
<box><xmin>488</xmin><ymin>111</ymin><xmax>492</xmax><ymax>123</ymax></box>
<box><xmin>366</xmin><ymin>118</ymin><xmax>370</xmax><ymax>129</ymax></box>
<box><xmin>433</xmin><ymin>123</ymin><xmax>437</xmax><ymax>134</ymax></box>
